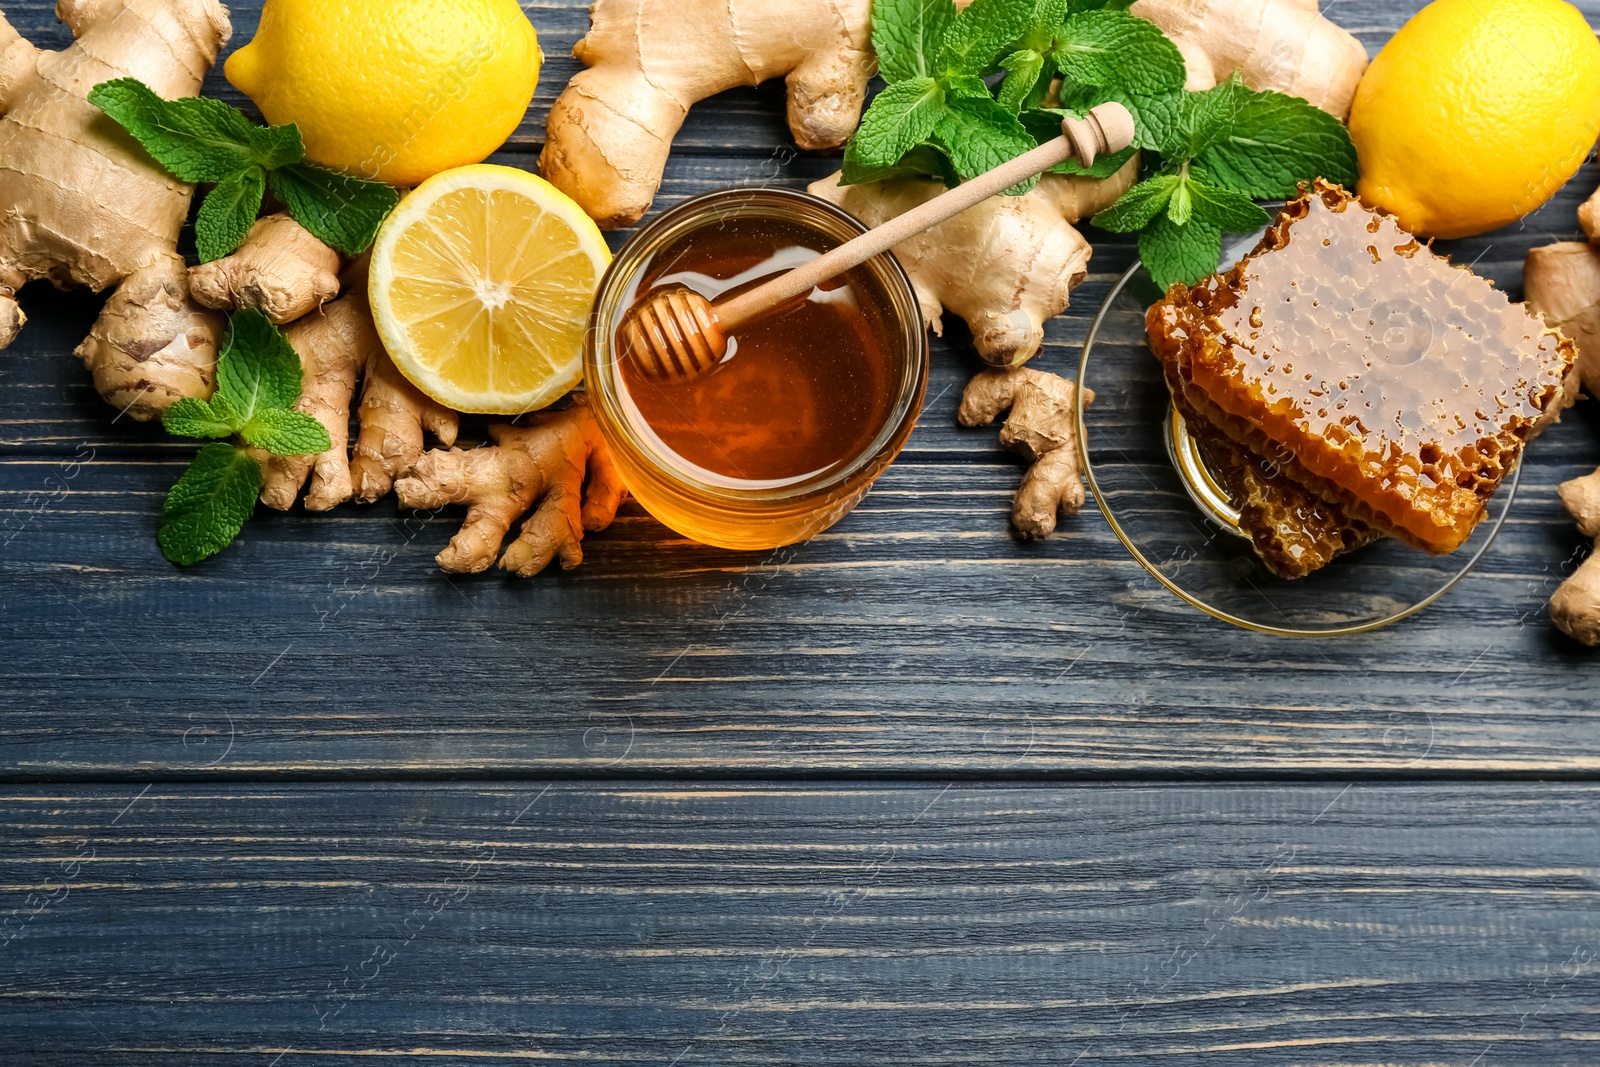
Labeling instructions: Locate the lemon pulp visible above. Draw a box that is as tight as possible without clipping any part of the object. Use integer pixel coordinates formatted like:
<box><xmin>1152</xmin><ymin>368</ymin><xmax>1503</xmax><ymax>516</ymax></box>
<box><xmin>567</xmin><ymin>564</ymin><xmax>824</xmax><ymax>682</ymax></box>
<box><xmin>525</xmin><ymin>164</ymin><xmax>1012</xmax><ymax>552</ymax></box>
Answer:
<box><xmin>370</xmin><ymin>166</ymin><xmax>611</xmax><ymax>415</ymax></box>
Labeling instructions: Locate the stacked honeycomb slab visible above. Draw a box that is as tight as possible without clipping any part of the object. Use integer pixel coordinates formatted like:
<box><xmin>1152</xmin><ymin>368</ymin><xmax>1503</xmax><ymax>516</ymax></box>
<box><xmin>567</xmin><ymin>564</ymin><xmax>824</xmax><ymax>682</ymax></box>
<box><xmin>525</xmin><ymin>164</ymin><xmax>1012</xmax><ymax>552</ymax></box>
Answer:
<box><xmin>1146</xmin><ymin>181</ymin><xmax>1577</xmax><ymax>577</ymax></box>
<box><xmin>1176</xmin><ymin>389</ymin><xmax>1383</xmax><ymax>578</ymax></box>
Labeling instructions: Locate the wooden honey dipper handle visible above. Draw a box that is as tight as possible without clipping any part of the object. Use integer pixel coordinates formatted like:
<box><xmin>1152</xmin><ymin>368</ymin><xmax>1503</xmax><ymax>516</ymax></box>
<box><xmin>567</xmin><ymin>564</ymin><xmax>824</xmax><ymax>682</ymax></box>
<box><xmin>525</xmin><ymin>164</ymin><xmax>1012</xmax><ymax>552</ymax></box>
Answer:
<box><xmin>618</xmin><ymin>103</ymin><xmax>1136</xmax><ymax>383</ymax></box>
<box><xmin>713</xmin><ymin>103</ymin><xmax>1137</xmax><ymax>333</ymax></box>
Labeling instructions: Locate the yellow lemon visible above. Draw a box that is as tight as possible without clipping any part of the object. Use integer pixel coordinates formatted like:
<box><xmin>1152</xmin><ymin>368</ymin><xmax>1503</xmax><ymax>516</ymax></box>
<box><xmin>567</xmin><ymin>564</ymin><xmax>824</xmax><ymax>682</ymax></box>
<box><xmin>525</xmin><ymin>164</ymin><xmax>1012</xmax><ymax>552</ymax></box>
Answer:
<box><xmin>1349</xmin><ymin>0</ymin><xmax>1600</xmax><ymax>240</ymax></box>
<box><xmin>368</xmin><ymin>165</ymin><xmax>611</xmax><ymax>415</ymax></box>
<box><xmin>226</xmin><ymin>0</ymin><xmax>541</xmax><ymax>187</ymax></box>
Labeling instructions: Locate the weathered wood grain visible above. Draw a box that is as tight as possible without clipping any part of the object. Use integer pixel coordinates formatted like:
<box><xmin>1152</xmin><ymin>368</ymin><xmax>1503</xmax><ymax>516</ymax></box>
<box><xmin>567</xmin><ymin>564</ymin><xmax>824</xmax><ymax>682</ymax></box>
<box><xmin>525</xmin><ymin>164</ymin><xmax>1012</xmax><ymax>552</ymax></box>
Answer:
<box><xmin>2</xmin><ymin>783</ymin><xmax>1597</xmax><ymax>1065</ymax></box>
<box><xmin>1</xmin><ymin>444</ymin><xmax>1598</xmax><ymax>777</ymax></box>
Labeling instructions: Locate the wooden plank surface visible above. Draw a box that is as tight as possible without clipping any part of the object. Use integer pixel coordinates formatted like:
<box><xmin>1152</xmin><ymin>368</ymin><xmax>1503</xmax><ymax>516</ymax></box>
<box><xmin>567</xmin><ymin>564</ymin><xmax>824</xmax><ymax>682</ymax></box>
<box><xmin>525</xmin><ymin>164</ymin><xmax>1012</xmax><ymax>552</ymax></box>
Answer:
<box><xmin>3</xmin><ymin>0</ymin><xmax>1600</xmax><ymax>1062</ymax></box>
<box><xmin>3</xmin><ymin>782</ymin><xmax>1599</xmax><ymax>1065</ymax></box>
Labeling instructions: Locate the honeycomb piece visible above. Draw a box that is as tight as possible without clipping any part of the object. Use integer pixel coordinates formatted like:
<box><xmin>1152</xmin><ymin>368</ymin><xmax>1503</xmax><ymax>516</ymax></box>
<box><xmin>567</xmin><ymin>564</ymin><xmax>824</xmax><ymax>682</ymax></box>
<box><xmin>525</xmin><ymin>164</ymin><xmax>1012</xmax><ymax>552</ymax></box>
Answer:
<box><xmin>1147</xmin><ymin>181</ymin><xmax>1578</xmax><ymax>555</ymax></box>
<box><xmin>1152</xmin><ymin>321</ymin><xmax>1385</xmax><ymax>577</ymax></box>
<box><xmin>1181</xmin><ymin>393</ymin><xmax>1383</xmax><ymax>579</ymax></box>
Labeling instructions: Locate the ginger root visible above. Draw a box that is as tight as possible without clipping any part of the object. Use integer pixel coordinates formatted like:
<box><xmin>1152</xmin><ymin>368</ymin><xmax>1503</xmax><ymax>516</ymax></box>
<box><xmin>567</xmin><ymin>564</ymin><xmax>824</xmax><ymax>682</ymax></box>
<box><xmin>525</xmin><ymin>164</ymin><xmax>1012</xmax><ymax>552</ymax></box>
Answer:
<box><xmin>959</xmin><ymin>366</ymin><xmax>1094</xmax><ymax>540</ymax></box>
<box><xmin>257</xmin><ymin>295</ymin><xmax>369</xmax><ymax>512</ymax></box>
<box><xmin>1526</xmin><ymin>243</ymin><xmax>1600</xmax><ymax>398</ymax></box>
<box><xmin>351</xmin><ymin>340</ymin><xmax>460</xmax><ymax>506</ymax></box>
<box><xmin>191</xmin><ymin>222</ymin><xmax>456</xmax><ymax>510</ymax></box>
<box><xmin>259</xmin><ymin>289</ymin><xmax>459</xmax><ymax>512</ymax></box>
<box><xmin>0</xmin><ymin>0</ymin><xmax>232</xmax><ymax>417</ymax></box>
<box><xmin>190</xmin><ymin>214</ymin><xmax>342</xmax><ymax>325</ymax></box>
<box><xmin>1131</xmin><ymin>0</ymin><xmax>1369</xmax><ymax>118</ymax></box>
<box><xmin>395</xmin><ymin>397</ymin><xmax>626</xmax><ymax>576</ymax></box>
<box><xmin>74</xmin><ymin>252</ymin><xmax>222</xmax><ymax>420</ymax></box>
<box><xmin>1525</xmin><ymin>241</ymin><xmax>1600</xmax><ymax>646</ymax></box>
<box><xmin>810</xmin><ymin>164</ymin><xmax>1137</xmax><ymax>368</ymax></box>
<box><xmin>1579</xmin><ymin>186</ymin><xmax>1600</xmax><ymax>242</ymax></box>
<box><xmin>1552</xmin><ymin>472</ymin><xmax>1600</xmax><ymax>647</ymax></box>
<box><xmin>541</xmin><ymin>0</ymin><xmax>874</xmax><ymax>227</ymax></box>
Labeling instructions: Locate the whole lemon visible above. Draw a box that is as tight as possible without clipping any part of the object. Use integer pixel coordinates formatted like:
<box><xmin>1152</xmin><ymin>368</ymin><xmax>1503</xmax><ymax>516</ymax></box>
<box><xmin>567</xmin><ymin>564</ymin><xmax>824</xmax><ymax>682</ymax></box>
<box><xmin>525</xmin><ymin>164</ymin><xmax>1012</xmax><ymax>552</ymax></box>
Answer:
<box><xmin>226</xmin><ymin>0</ymin><xmax>541</xmax><ymax>187</ymax></box>
<box><xmin>1349</xmin><ymin>0</ymin><xmax>1600</xmax><ymax>240</ymax></box>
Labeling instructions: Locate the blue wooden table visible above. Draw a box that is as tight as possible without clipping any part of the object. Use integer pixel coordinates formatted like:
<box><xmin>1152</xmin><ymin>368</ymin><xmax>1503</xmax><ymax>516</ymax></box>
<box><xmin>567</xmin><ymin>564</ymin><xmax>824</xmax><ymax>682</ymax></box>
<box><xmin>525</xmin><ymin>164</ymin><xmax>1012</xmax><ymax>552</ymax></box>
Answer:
<box><xmin>3</xmin><ymin>1</ymin><xmax>1599</xmax><ymax>1063</ymax></box>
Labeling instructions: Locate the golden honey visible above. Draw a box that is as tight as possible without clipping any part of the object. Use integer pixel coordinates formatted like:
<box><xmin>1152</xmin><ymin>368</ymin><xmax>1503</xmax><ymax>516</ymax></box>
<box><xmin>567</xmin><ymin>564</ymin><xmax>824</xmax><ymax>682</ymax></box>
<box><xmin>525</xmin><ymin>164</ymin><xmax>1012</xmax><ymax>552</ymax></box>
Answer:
<box><xmin>585</xmin><ymin>190</ymin><xmax>928</xmax><ymax>551</ymax></box>
<box><xmin>617</xmin><ymin>216</ymin><xmax>900</xmax><ymax>486</ymax></box>
<box><xmin>1148</xmin><ymin>181</ymin><xmax>1576</xmax><ymax>557</ymax></box>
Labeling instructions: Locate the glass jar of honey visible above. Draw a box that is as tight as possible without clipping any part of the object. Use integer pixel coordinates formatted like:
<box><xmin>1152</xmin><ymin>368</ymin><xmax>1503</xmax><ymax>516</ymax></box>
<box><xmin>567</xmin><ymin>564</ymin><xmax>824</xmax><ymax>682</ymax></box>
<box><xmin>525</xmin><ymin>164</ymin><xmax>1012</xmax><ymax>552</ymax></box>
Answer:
<box><xmin>584</xmin><ymin>189</ymin><xmax>929</xmax><ymax>551</ymax></box>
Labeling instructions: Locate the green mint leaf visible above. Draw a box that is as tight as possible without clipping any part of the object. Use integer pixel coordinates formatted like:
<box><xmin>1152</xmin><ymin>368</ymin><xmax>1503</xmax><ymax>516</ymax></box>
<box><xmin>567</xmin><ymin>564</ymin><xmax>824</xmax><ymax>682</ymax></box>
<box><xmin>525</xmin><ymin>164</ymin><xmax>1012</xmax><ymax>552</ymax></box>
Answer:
<box><xmin>240</xmin><ymin>408</ymin><xmax>332</xmax><ymax>457</ymax></box>
<box><xmin>89</xmin><ymin>78</ymin><xmax>303</xmax><ymax>183</ymax></box>
<box><xmin>207</xmin><ymin>391</ymin><xmax>243</xmax><ymax>428</ymax></box>
<box><xmin>1052</xmin><ymin>144</ymin><xmax>1136</xmax><ymax>178</ymax></box>
<box><xmin>159</xmin><ymin>444</ymin><xmax>263</xmax><ymax>566</ymax></box>
<box><xmin>162</xmin><ymin>397</ymin><xmax>240</xmax><ymax>440</ymax></box>
<box><xmin>1140</xmin><ymin>213</ymin><xmax>1222</xmax><ymax>291</ymax></box>
<box><xmin>1196</xmin><ymin>88</ymin><xmax>1358</xmax><ymax>200</ymax></box>
<box><xmin>840</xmin><ymin>142</ymin><xmax>959</xmax><ymax>187</ymax></box>
<box><xmin>933</xmin><ymin>96</ymin><xmax>1039</xmax><ymax>189</ymax></box>
<box><xmin>216</xmin><ymin>308</ymin><xmax>304</xmax><ymax>423</ymax></box>
<box><xmin>1019</xmin><ymin>0</ymin><xmax>1072</xmax><ymax>50</ymax></box>
<box><xmin>1140</xmin><ymin>93</ymin><xmax>1191</xmax><ymax>156</ymax></box>
<box><xmin>839</xmin><ymin>142</ymin><xmax>892</xmax><ymax>186</ymax></box>
<box><xmin>1179</xmin><ymin>76</ymin><xmax>1246</xmax><ymax>158</ymax></box>
<box><xmin>1019</xmin><ymin>106</ymin><xmax>1064</xmax><ymax>143</ymax></box>
<box><xmin>874</xmin><ymin>0</ymin><xmax>959</xmax><ymax>82</ymax></box>
<box><xmin>997</xmin><ymin>50</ymin><xmax>1046</xmax><ymax>112</ymax></box>
<box><xmin>852</xmin><ymin>78</ymin><xmax>948</xmax><ymax>168</ymax></box>
<box><xmin>936</xmin><ymin>0</ymin><xmax>1035</xmax><ymax>77</ymax></box>
<box><xmin>1066</xmin><ymin>0</ymin><xmax>1136</xmax><ymax>11</ymax></box>
<box><xmin>1188</xmin><ymin>180</ymin><xmax>1273</xmax><ymax>233</ymax></box>
<box><xmin>195</xmin><ymin>165</ymin><xmax>266</xmax><ymax>262</ymax></box>
<box><xmin>270</xmin><ymin>163</ymin><xmax>400</xmax><ymax>257</ymax></box>
<box><xmin>1092</xmin><ymin>174</ymin><xmax>1179</xmax><ymax>232</ymax></box>
<box><xmin>944</xmin><ymin>73</ymin><xmax>995</xmax><ymax>100</ymax></box>
<box><xmin>1051</xmin><ymin>10</ymin><xmax>1186</xmax><ymax>96</ymax></box>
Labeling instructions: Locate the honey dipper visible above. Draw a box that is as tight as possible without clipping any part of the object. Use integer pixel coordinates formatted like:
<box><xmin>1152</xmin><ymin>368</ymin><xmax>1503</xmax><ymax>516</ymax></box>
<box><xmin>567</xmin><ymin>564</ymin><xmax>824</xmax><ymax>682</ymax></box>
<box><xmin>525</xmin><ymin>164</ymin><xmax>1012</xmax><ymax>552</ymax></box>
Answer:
<box><xmin>620</xmin><ymin>103</ymin><xmax>1136</xmax><ymax>382</ymax></box>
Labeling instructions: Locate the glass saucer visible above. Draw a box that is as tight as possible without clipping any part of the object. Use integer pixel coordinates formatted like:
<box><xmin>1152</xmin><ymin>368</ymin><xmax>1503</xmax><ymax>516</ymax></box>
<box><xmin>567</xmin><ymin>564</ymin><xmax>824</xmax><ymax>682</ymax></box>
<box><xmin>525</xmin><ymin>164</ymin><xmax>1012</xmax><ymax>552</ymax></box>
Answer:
<box><xmin>1073</xmin><ymin>245</ymin><xmax>1519</xmax><ymax>638</ymax></box>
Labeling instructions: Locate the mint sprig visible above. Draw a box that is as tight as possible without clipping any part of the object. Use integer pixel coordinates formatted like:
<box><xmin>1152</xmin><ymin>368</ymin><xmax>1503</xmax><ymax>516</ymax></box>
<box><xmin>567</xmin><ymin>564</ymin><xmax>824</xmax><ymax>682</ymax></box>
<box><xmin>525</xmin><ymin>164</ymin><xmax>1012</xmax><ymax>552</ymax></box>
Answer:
<box><xmin>843</xmin><ymin>0</ymin><xmax>1184</xmax><ymax>187</ymax></box>
<box><xmin>1091</xmin><ymin>76</ymin><xmax>1356</xmax><ymax>289</ymax></box>
<box><xmin>847</xmin><ymin>1</ymin><xmax>1359</xmax><ymax>292</ymax></box>
<box><xmin>89</xmin><ymin>78</ymin><xmax>399</xmax><ymax>262</ymax></box>
<box><xmin>158</xmin><ymin>309</ymin><xmax>331</xmax><ymax>566</ymax></box>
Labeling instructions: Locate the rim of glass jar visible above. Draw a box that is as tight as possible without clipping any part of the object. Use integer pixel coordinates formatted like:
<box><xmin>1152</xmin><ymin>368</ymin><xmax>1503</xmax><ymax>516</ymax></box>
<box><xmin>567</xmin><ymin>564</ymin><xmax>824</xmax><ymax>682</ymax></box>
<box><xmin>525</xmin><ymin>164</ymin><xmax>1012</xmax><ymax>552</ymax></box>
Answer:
<box><xmin>584</xmin><ymin>187</ymin><xmax>930</xmax><ymax>508</ymax></box>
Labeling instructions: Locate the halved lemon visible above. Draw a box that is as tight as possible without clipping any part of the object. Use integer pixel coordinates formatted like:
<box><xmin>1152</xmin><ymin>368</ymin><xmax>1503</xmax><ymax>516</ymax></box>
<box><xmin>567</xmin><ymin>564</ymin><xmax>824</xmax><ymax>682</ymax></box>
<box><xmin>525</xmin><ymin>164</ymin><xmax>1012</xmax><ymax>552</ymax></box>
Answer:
<box><xmin>369</xmin><ymin>164</ymin><xmax>611</xmax><ymax>415</ymax></box>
